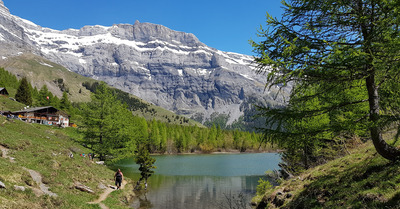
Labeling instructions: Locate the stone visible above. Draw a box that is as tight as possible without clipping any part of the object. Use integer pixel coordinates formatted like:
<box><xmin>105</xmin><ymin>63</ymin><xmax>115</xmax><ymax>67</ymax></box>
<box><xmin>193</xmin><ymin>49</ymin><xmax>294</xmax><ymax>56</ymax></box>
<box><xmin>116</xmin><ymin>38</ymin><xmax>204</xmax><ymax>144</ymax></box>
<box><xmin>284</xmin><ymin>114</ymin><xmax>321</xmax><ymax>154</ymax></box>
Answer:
<box><xmin>0</xmin><ymin>181</ymin><xmax>5</xmax><ymax>189</ymax></box>
<box><xmin>14</xmin><ymin>185</ymin><xmax>25</xmax><ymax>191</ymax></box>
<box><xmin>75</xmin><ymin>182</ymin><xmax>94</xmax><ymax>193</ymax></box>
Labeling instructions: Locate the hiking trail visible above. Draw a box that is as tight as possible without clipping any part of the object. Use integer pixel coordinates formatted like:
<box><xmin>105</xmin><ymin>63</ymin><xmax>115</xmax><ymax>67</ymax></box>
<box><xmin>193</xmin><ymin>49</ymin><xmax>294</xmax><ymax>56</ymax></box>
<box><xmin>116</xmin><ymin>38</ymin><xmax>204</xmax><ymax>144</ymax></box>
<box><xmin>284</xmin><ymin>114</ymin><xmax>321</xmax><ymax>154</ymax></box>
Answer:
<box><xmin>88</xmin><ymin>180</ymin><xmax>127</xmax><ymax>209</ymax></box>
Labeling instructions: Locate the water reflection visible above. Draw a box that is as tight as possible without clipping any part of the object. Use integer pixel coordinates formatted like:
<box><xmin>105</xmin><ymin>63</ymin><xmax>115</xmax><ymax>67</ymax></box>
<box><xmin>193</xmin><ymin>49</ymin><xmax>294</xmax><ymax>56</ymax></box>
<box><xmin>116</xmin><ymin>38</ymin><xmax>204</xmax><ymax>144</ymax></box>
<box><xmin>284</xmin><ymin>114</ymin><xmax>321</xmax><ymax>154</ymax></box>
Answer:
<box><xmin>132</xmin><ymin>175</ymin><xmax>265</xmax><ymax>209</ymax></box>
<box><xmin>113</xmin><ymin>153</ymin><xmax>280</xmax><ymax>209</ymax></box>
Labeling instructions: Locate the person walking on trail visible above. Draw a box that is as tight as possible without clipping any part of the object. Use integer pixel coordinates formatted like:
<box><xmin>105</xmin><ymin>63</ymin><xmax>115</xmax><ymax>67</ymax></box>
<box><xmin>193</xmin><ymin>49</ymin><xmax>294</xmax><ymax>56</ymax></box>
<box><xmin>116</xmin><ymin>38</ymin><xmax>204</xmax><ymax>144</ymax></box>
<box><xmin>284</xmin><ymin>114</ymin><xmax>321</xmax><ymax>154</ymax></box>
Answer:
<box><xmin>114</xmin><ymin>168</ymin><xmax>123</xmax><ymax>190</ymax></box>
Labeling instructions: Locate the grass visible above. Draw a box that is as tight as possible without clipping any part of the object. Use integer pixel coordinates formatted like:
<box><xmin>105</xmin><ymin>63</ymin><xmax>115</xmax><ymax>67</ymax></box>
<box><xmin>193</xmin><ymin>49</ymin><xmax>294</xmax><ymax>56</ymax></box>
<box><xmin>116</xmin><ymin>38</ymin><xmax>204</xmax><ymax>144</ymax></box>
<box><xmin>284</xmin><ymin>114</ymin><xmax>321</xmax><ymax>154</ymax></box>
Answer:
<box><xmin>0</xmin><ymin>96</ymin><xmax>25</xmax><ymax>111</ymax></box>
<box><xmin>255</xmin><ymin>139</ymin><xmax>400</xmax><ymax>208</ymax></box>
<box><xmin>1</xmin><ymin>53</ymin><xmax>93</xmax><ymax>103</ymax></box>
<box><xmin>0</xmin><ymin>116</ymin><xmax>135</xmax><ymax>208</ymax></box>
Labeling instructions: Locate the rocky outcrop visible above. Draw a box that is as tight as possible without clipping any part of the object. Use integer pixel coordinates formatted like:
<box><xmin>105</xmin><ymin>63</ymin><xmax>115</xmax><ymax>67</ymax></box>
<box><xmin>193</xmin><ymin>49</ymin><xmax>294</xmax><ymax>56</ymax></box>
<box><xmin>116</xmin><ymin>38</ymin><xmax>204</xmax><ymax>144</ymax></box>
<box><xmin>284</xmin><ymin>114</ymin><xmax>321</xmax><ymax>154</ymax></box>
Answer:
<box><xmin>75</xmin><ymin>182</ymin><xmax>94</xmax><ymax>193</ymax></box>
<box><xmin>0</xmin><ymin>2</ymin><xmax>289</xmax><ymax>126</ymax></box>
<box><xmin>23</xmin><ymin>167</ymin><xmax>58</xmax><ymax>197</ymax></box>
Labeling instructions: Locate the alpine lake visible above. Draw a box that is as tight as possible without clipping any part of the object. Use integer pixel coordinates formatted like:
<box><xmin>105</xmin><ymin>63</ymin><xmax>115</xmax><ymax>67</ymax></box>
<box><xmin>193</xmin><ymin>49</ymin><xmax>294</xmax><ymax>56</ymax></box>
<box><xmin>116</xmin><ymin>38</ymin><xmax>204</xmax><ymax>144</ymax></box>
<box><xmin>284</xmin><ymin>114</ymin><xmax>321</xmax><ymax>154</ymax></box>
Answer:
<box><xmin>111</xmin><ymin>152</ymin><xmax>281</xmax><ymax>209</ymax></box>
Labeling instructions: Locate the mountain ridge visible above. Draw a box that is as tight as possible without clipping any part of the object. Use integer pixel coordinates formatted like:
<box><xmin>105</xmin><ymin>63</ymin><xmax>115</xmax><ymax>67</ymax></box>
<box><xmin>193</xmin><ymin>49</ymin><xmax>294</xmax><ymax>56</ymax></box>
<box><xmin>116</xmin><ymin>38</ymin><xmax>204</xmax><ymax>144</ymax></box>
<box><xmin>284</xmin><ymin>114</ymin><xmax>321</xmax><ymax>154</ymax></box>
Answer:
<box><xmin>0</xmin><ymin>2</ymin><xmax>288</xmax><ymax>129</ymax></box>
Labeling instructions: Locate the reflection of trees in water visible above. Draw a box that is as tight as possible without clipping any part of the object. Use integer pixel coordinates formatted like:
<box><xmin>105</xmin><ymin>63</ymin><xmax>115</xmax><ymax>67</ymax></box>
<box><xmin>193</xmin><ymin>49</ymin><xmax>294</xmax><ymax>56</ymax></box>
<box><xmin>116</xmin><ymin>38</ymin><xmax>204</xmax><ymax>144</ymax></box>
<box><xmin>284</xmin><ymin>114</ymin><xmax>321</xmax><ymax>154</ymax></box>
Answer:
<box><xmin>215</xmin><ymin>192</ymin><xmax>251</xmax><ymax>209</ymax></box>
<box><xmin>132</xmin><ymin>175</ymin><xmax>263</xmax><ymax>209</ymax></box>
<box><xmin>131</xmin><ymin>191</ymin><xmax>153</xmax><ymax>209</ymax></box>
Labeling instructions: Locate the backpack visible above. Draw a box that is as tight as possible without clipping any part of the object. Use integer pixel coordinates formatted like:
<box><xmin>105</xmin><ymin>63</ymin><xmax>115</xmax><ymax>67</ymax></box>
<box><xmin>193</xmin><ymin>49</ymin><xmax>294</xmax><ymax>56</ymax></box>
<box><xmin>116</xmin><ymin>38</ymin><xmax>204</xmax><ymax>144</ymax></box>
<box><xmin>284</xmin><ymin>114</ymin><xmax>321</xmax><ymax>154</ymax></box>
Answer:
<box><xmin>116</xmin><ymin>171</ymin><xmax>122</xmax><ymax>178</ymax></box>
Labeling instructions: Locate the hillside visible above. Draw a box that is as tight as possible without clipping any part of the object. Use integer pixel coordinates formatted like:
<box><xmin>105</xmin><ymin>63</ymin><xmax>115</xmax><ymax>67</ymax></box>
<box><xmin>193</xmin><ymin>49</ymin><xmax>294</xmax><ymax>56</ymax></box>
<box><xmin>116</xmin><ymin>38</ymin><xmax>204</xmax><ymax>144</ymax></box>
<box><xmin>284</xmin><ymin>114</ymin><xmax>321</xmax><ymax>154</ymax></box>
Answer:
<box><xmin>0</xmin><ymin>112</ymin><xmax>134</xmax><ymax>208</ymax></box>
<box><xmin>0</xmin><ymin>53</ymin><xmax>203</xmax><ymax>127</ymax></box>
<box><xmin>254</xmin><ymin>137</ymin><xmax>400</xmax><ymax>208</ymax></box>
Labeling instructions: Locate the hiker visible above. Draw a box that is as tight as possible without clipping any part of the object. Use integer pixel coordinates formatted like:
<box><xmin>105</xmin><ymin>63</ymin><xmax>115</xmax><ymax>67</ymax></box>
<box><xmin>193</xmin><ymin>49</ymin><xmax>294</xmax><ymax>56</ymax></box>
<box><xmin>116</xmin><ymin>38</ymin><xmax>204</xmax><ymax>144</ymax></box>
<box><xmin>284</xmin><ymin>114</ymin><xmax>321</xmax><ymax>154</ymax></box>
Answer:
<box><xmin>114</xmin><ymin>168</ymin><xmax>123</xmax><ymax>190</ymax></box>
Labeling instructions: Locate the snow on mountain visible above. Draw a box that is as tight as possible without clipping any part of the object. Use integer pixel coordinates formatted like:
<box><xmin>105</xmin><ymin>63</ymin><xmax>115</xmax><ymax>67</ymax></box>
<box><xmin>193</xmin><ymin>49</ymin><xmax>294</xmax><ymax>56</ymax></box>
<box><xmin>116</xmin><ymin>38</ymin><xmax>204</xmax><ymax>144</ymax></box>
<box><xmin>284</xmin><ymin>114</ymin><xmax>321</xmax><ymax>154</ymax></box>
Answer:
<box><xmin>0</xmin><ymin>1</ymin><xmax>287</xmax><ymax>128</ymax></box>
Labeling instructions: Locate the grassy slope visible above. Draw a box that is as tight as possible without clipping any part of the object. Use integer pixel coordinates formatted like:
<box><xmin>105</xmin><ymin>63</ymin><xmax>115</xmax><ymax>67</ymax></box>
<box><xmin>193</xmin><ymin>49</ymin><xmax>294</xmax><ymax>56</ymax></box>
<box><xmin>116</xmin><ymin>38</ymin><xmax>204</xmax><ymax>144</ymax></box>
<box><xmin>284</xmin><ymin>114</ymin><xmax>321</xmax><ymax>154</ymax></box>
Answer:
<box><xmin>0</xmin><ymin>53</ymin><xmax>92</xmax><ymax>102</ymax></box>
<box><xmin>255</xmin><ymin>138</ymin><xmax>400</xmax><ymax>208</ymax></box>
<box><xmin>0</xmin><ymin>96</ymin><xmax>25</xmax><ymax>111</ymax></box>
<box><xmin>0</xmin><ymin>113</ymin><xmax>134</xmax><ymax>208</ymax></box>
<box><xmin>0</xmin><ymin>53</ymin><xmax>203</xmax><ymax>127</ymax></box>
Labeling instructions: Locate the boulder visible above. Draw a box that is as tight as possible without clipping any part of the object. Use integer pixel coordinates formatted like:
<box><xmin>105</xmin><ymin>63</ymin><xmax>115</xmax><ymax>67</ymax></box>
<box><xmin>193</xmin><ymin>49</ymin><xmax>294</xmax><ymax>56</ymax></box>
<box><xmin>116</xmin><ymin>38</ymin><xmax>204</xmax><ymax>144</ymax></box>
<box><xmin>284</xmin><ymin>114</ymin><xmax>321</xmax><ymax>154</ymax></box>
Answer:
<box><xmin>75</xmin><ymin>182</ymin><xmax>94</xmax><ymax>193</ymax></box>
<box><xmin>0</xmin><ymin>181</ymin><xmax>5</xmax><ymax>189</ymax></box>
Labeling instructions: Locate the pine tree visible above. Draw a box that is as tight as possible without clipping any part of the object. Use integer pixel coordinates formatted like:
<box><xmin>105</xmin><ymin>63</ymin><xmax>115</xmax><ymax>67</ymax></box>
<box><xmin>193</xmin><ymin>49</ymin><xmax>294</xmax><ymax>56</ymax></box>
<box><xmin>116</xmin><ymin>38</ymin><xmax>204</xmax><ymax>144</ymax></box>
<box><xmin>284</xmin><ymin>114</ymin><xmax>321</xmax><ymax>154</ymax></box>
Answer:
<box><xmin>60</xmin><ymin>91</ymin><xmax>71</xmax><ymax>110</ymax></box>
<box><xmin>15</xmin><ymin>77</ymin><xmax>32</xmax><ymax>106</ymax></box>
<box><xmin>37</xmin><ymin>85</ymin><xmax>51</xmax><ymax>106</ymax></box>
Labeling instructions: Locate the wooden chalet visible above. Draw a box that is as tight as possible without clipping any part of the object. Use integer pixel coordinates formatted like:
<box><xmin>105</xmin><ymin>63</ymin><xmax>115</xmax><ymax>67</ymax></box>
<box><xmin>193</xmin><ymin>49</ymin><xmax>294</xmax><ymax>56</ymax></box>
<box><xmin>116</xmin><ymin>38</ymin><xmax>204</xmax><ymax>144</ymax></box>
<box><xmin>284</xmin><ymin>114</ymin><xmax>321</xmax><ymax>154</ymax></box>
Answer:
<box><xmin>0</xmin><ymin>87</ymin><xmax>9</xmax><ymax>96</ymax></box>
<box><xmin>12</xmin><ymin>106</ymin><xmax>70</xmax><ymax>127</ymax></box>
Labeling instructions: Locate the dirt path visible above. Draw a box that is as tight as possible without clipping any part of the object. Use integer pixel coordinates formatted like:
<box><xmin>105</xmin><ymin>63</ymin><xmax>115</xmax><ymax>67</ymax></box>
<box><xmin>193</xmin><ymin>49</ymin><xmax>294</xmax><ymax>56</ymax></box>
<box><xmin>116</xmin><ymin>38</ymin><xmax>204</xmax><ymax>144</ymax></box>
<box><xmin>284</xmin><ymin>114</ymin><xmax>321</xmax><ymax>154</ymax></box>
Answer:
<box><xmin>88</xmin><ymin>180</ymin><xmax>127</xmax><ymax>209</ymax></box>
<box><xmin>0</xmin><ymin>145</ymin><xmax>15</xmax><ymax>162</ymax></box>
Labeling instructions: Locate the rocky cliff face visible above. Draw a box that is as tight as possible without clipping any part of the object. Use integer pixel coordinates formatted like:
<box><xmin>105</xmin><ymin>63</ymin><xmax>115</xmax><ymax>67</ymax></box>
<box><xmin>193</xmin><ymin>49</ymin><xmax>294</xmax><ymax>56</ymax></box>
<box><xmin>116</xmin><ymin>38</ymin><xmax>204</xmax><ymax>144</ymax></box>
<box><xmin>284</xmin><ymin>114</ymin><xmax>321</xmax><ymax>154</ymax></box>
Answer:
<box><xmin>0</xmin><ymin>1</ymin><xmax>288</xmax><ymax>127</ymax></box>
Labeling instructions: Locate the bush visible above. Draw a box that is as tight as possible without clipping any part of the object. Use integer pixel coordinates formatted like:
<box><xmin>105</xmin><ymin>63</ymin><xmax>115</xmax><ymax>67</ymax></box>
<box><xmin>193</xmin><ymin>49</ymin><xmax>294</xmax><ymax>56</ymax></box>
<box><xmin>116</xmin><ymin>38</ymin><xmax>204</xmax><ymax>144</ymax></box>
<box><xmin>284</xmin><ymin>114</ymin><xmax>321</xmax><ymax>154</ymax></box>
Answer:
<box><xmin>256</xmin><ymin>178</ymin><xmax>272</xmax><ymax>196</ymax></box>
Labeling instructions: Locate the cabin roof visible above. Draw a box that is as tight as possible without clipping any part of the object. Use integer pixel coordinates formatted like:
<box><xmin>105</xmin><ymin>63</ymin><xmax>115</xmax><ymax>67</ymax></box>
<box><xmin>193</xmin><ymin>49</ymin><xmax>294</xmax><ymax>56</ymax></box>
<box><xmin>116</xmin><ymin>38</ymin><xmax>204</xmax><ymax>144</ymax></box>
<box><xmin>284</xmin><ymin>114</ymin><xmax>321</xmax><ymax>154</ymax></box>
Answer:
<box><xmin>12</xmin><ymin>106</ymin><xmax>58</xmax><ymax>114</ymax></box>
<box><xmin>0</xmin><ymin>87</ymin><xmax>9</xmax><ymax>95</ymax></box>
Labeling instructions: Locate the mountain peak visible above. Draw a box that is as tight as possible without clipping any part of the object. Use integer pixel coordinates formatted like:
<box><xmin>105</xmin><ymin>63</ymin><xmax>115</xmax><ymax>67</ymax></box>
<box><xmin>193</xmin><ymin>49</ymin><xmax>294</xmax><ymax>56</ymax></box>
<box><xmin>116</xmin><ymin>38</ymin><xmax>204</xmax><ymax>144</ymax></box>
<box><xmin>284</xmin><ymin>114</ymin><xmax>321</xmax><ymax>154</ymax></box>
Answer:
<box><xmin>0</xmin><ymin>0</ymin><xmax>10</xmax><ymax>15</ymax></box>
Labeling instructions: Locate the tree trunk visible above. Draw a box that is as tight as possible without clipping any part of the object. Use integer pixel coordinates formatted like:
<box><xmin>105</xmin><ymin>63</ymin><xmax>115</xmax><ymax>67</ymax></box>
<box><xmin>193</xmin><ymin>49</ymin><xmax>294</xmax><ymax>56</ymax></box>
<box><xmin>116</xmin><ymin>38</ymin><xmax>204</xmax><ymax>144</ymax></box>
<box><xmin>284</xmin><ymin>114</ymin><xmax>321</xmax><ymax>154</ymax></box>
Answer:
<box><xmin>366</xmin><ymin>75</ymin><xmax>400</xmax><ymax>161</ymax></box>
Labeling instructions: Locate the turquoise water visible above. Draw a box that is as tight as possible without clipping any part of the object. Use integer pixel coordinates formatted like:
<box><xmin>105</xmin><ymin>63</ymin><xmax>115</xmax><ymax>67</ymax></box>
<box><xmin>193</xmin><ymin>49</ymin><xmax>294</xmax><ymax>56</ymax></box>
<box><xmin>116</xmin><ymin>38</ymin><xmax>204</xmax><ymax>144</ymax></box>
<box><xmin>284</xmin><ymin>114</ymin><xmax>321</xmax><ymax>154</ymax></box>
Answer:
<box><xmin>113</xmin><ymin>153</ymin><xmax>281</xmax><ymax>209</ymax></box>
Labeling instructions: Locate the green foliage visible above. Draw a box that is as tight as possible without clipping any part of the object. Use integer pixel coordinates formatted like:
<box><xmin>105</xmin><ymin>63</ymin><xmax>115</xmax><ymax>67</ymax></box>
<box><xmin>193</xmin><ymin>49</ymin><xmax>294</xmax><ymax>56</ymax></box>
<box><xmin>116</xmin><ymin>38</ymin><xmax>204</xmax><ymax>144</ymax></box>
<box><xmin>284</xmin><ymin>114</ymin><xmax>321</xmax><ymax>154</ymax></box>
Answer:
<box><xmin>15</xmin><ymin>77</ymin><xmax>32</xmax><ymax>106</ymax></box>
<box><xmin>203</xmin><ymin>112</ymin><xmax>229</xmax><ymax>129</ymax></box>
<box><xmin>134</xmin><ymin>144</ymin><xmax>156</xmax><ymax>190</ymax></box>
<box><xmin>36</xmin><ymin>85</ymin><xmax>52</xmax><ymax>106</ymax></box>
<box><xmin>80</xmin><ymin>82</ymin><xmax>136</xmax><ymax>162</ymax></box>
<box><xmin>252</xmin><ymin>0</ymin><xmax>400</xmax><ymax>165</ymax></box>
<box><xmin>256</xmin><ymin>177</ymin><xmax>272</xmax><ymax>196</ymax></box>
<box><xmin>82</xmin><ymin>81</ymin><xmax>149</xmax><ymax>111</ymax></box>
<box><xmin>60</xmin><ymin>91</ymin><xmax>71</xmax><ymax>110</ymax></box>
<box><xmin>145</xmin><ymin>120</ymin><xmax>268</xmax><ymax>154</ymax></box>
<box><xmin>0</xmin><ymin>68</ymin><xmax>19</xmax><ymax>92</ymax></box>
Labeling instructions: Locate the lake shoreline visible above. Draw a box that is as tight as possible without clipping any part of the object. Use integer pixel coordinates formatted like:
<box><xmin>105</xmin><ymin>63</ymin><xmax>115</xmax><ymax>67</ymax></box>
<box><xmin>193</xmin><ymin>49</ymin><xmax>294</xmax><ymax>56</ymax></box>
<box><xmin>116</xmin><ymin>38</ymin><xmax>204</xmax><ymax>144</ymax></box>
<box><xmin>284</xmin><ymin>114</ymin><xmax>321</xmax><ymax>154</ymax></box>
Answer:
<box><xmin>150</xmin><ymin>148</ymin><xmax>282</xmax><ymax>156</ymax></box>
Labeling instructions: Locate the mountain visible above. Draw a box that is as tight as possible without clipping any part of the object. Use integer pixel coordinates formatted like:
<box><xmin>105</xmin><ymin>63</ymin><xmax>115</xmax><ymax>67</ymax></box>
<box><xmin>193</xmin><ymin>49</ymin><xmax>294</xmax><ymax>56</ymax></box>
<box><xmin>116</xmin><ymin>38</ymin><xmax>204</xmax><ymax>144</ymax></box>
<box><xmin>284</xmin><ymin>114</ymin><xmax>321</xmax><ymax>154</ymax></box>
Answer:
<box><xmin>0</xmin><ymin>1</ymin><xmax>288</xmax><ymax>129</ymax></box>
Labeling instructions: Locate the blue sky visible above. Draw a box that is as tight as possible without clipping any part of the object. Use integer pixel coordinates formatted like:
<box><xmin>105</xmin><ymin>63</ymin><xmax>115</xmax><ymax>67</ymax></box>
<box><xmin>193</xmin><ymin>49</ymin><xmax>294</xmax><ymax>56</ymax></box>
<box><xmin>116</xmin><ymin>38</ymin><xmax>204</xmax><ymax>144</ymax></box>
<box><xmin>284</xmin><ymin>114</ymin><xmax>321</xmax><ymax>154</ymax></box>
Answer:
<box><xmin>3</xmin><ymin>0</ymin><xmax>284</xmax><ymax>55</ymax></box>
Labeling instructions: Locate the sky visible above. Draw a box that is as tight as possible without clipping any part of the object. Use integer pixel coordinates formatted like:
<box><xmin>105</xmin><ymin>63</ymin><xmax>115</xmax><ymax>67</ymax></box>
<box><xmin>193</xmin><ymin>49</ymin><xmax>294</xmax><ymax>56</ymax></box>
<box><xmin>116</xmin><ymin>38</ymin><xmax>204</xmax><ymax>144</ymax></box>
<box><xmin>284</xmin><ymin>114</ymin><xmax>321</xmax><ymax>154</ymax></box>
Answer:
<box><xmin>3</xmin><ymin>0</ymin><xmax>284</xmax><ymax>56</ymax></box>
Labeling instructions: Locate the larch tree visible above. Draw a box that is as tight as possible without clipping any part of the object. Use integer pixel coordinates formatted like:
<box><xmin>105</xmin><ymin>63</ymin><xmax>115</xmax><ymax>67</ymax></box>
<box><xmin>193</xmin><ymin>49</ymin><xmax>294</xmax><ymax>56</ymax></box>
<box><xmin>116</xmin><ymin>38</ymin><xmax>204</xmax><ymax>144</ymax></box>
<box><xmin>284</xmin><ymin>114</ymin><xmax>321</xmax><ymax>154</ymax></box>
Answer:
<box><xmin>252</xmin><ymin>0</ymin><xmax>400</xmax><ymax>161</ymax></box>
<box><xmin>81</xmin><ymin>82</ymin><xmax>136</xmax><ymax>162</ymax></box>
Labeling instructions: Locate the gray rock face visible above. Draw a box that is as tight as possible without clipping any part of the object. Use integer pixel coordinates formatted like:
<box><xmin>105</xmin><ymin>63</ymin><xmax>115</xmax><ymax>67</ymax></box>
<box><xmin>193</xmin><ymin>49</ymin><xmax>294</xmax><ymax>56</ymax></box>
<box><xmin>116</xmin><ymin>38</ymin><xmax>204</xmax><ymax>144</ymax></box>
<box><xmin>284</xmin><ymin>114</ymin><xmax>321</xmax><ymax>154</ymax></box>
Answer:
<box><xmin>0</xmin><ymin>2</ymin><xmax>288</xmax><ymax>125</ymax></box>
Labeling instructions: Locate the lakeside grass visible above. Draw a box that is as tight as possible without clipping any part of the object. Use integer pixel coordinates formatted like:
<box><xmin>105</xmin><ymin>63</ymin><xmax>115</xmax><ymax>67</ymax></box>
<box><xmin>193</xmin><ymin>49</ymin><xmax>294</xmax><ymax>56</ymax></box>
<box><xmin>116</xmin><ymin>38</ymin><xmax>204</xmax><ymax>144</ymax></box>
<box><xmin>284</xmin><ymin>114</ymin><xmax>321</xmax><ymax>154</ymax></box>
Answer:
<box><xmin>255</xmin><ymin>139</ymin><xmax>400</xmax><ymax>208</ymax></box>
<box><xmin>0</xmin><ymin>116</ymin><xmax>134</xmax><ymax>208</ymax></box>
